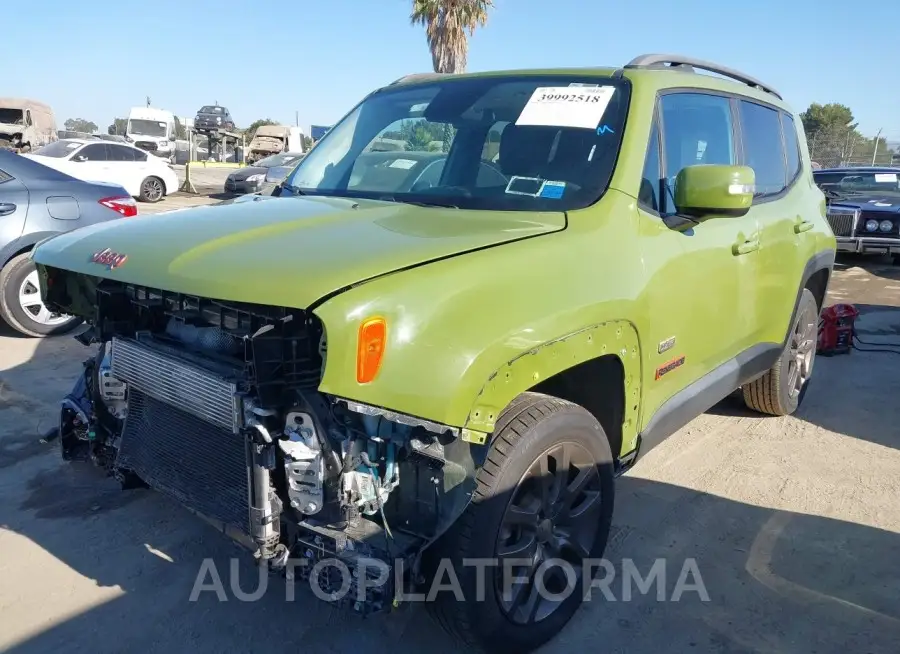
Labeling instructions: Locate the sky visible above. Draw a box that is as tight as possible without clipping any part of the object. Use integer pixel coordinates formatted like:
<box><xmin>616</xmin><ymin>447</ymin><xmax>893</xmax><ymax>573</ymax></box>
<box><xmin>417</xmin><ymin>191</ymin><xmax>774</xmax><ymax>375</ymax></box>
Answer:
<box><xmin>5</xmin><ymin>0</ymin><xmax>898</xmax><ymax>140</ymax></box>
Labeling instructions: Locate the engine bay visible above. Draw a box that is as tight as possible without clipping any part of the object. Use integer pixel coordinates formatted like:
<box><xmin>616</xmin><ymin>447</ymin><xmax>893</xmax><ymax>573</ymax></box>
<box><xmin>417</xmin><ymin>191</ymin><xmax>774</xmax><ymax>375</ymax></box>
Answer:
<box><xmin>52</xmin><ymin>277</ymin><xmax>478</xmax><ymax>613</ymax></box>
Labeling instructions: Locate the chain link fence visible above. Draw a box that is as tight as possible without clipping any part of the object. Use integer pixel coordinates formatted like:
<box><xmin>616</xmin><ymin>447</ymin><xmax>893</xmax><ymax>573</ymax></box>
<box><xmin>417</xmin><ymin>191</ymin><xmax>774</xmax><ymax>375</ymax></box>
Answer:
<box><xmin>806</xmin><ymin>127</ymin><xmax>899</xmax><ymax>169</ymax></box>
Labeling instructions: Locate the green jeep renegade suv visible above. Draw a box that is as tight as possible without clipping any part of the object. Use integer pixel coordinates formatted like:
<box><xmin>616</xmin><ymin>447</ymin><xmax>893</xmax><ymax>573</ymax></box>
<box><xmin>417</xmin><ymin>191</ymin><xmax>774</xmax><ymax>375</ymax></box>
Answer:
<box><xmin>33</xmin><ymin>54</ymin><xmax>835</xmax><ymax>653</ymax></box>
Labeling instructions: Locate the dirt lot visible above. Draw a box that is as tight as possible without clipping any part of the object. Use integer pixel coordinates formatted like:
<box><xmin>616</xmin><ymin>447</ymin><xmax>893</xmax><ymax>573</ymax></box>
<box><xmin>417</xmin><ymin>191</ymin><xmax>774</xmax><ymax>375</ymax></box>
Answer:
<box><xmin>1</xmin><ymin>250</ymin><xmax>899</xmax><ymax>654</ymax></box>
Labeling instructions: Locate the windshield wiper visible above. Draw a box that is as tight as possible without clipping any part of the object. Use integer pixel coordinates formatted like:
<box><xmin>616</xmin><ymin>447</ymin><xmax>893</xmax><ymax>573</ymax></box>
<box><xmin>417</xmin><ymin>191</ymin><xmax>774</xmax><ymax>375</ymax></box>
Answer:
<box><xmin>280</xmin><ymin>183</ymin><xmax>306</xmax><ymax>196</ymax></box>
<box><xmin>376</xmin><ymin>195</ymin><xmax>459</xmax><ymax>209</ymax></box>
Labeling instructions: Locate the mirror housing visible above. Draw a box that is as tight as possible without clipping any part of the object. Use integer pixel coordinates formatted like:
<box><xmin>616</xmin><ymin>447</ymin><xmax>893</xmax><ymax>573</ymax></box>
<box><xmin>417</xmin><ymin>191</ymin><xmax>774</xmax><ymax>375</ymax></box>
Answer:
<box><xmin>675</xmin><ymin>165</ymin><xmax>755</xmax><ymax>218</ymax></box>
<box><xmin>73</xmin><ymin>155</ymin><xmax>87</xmax><ymax>162</ymax></box>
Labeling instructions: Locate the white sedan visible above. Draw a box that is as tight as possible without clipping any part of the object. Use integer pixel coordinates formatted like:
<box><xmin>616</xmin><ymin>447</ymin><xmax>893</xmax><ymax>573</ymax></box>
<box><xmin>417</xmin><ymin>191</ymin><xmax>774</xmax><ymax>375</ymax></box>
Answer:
<box><xmin>24</xmin><ymin>139</ymin><xmax>178</xmax><ymax>203</ymax></box>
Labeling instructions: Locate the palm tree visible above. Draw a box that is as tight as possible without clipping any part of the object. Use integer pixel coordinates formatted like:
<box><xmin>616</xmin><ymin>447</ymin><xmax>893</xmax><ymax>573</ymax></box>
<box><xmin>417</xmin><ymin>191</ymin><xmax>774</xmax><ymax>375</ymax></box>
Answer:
<box><xmin>410</xmin><ymin>0</ymin><xmax>494</xmax><ymax>74</ymax></box>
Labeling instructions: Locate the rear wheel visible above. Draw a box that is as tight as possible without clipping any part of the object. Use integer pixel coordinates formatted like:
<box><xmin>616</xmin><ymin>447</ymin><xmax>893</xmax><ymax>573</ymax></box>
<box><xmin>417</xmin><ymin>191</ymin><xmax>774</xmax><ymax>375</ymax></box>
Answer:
<box><xmin>0</xmin><ymin>253</ymin><xmax>82</xmax><ymax>337</ymax></box>
<box><xmin>742</xmin><ymin>288</ymin><xmax>818</xmax><ymax>415</ymax></box>
<box><xmin>428</xmin><ymin>392</ymin><xmax>615</xmax><ymax>654</ymax></box>
<box><xmin>138</xmin><ymin>176</ymin><xmax>165</xmax><ymax>202</ymax></box>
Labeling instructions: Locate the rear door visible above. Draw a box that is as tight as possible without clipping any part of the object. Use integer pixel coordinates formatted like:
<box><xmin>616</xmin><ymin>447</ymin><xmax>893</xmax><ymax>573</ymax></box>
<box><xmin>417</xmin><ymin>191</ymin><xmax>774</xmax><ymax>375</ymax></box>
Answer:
<box><xmin>0</xmin><ymin>167</ymin><xmax>29</xmax><ymax>251</ymax></box>
<box><xmin>737</xmin><ymin>101</ymin><xmax>807</xmax><ymax>345</ymax></box>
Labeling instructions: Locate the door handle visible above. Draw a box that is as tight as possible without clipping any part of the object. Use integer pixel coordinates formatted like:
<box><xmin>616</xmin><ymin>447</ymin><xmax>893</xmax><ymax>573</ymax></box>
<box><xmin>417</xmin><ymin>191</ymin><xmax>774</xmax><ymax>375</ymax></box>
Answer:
<box><xmin>732</xmin><ymin>237</ymin><xmax>759</xmax><ymax>256</ymax></box>
<box><xmin>0</xmin><ymin>203</ymin><xmax>16</xmax><ymax>217</ymax></box>
<box><xmin>794</xmin><ymin>219</ymin><xmax>814</xmax><ymax>234</ymax></box>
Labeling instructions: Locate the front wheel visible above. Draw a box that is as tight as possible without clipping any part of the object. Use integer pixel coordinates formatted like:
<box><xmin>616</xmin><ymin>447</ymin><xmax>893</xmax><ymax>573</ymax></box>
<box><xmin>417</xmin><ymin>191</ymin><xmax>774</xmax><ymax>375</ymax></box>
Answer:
<box><xmin>428</xmin><ymin>392</ymin><xmax>615</xmax><ymax>654</ymax></box>
<box><xmin>0</xmin><ymin>253</ymin><xmax>82</xmax><ymax>337</ymax></box>
<box><xmin>742</xmin><ymin>287</ymin><xmax>818</xmax><ymax>415</ymax></box>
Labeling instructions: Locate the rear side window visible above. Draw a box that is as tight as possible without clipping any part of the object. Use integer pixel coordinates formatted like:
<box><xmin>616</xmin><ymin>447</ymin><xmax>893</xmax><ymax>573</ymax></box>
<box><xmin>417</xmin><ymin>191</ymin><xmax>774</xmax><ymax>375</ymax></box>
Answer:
<box><xmin>781</xmin><ymin>113</ymin><xmax>801</xmax><ymax>181</ymax></box>
<box><xmin>739</xmin><ymin>101</ymin><xmax>787</xmax><ymax>197</ymax></box>
<box><xmin>132</xmin><ymin>148</ymin><xmax>148</xmax><ymax>162</ymax></box>
<box><xmin>108</xmin><ymin>144</ymin><xmax>136</xmax><ymax>161</ymax></box>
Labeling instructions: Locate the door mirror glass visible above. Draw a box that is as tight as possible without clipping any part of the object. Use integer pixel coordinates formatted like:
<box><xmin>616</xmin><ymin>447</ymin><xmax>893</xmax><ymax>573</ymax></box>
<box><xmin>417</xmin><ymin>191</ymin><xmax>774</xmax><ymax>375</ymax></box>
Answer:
<box><xmin>73</xmin><ymin>155</ymin><xmax>87</xmax><ymax>162</ymax></box>
<box><xmin>674</xmin><ymin>165</ymin><xmax>755</xmax><ymax>218</ymax></box>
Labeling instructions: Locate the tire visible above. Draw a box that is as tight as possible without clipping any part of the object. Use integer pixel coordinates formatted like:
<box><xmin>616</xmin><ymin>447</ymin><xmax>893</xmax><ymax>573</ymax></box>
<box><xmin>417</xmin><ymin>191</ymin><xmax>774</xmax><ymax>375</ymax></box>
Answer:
<box><xmin>138</xmin><ymin>176</ymin><xmax>165</xmax><ymax>203</ymax></box>
<box><xmin>742</xmin><ymin>287</ymin><xmax>818</xmax><ymax>416</ymax></box>
<box><xmin>0</xmin><ymin>253</ymin><xmax>82</xmax><ymax>337</ymax></box>
<box><xmin>427</xmin><ymin>392</ymin><xmax>616</xmax><ymax>654</ymax></box>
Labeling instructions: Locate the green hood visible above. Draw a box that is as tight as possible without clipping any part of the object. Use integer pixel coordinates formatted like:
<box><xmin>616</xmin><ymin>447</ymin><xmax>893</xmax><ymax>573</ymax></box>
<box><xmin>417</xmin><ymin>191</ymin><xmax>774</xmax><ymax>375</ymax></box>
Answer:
<box><xmin>32</xmin><ymin>195</ymin><xmax>566</xmax><ymax>309</ymax></box>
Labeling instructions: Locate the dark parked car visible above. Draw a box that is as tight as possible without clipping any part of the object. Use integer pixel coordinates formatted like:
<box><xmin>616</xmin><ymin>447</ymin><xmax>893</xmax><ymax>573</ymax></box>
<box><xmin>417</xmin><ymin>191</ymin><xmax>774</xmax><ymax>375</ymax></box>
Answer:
<box><xmin>224</xmin><ymin>151</ymin><xmax>304</xmax><ymax>194</ymax></box>
<box><xmin>194</xmin><ymin>104</ymin><xmax>235</xmax><ymax>132</ymax></box>
<box><xmin>0</xmin><ymin>150</ymin><xmax>135</xmax><ymax>336</ymax></box>
<box><xmin>815</xmin><ymin>166</ymin><xmax>900</xmax><ymax>263</ymax></box>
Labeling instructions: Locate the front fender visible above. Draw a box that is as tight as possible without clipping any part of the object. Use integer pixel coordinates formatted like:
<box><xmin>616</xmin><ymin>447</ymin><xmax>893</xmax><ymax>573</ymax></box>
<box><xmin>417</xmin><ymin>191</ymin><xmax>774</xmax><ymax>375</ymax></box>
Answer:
<box><xmin>312</xmin><ymin>191</ymin><xmax>645</xmax><ymax>444</ymax></box>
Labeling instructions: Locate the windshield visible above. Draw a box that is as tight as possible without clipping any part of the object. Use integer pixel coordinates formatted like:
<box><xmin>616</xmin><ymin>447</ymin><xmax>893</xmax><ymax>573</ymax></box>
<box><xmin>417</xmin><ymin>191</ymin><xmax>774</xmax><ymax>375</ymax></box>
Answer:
<box><xmin>815</xmin><ymin>170</ymin><xmax>900</xmax><ymax>200</ymax></box>
<box><xmin>0</xmin><ymin>108</ymin><xmax>24</xmax><ymax>125</ymax></box>
<box><xmin>256</xmin><ymin>152</ymin><xmax>302</xmax><ymax>168</ymax></box>
<box><xmin>127</xmin><ymin>119</ymin><xmax>168</xmax><ymax>137</ymax></box>
<box><xmin>200</xmin><ymin>106</ymin><xmax>224</xmax><ymax>114</ymax></box>
<box><xmin>282</xmin><ymin>75</ymin><xmax>630</xmax><ymax>211</ymax></box>
<box><xmin>33</xmin><ymin>140</ymin><xmax>82</xmax><ymax>158</ymax></box>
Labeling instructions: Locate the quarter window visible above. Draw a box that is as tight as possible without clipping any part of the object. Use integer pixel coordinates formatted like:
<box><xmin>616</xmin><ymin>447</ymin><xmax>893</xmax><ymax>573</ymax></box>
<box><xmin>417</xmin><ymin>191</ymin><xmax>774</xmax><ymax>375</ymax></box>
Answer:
<box><xmin>738</xmin><ymin>100</ymin><xmax>787</xmax><ymax>197</ymax></box>
<box><xmin>659</xmin><ymin>93</ymin><xmax>735</xmax><ymax>214</ymax></box>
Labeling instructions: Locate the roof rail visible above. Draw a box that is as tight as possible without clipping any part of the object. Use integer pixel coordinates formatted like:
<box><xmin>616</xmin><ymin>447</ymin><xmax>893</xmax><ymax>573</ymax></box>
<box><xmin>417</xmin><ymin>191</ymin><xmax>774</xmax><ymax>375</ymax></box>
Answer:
<box><xmin>389</xmin><ymin>72</ymin><xmax>454</xmax><ymax>86</ymax></box>
<box><xmin>624</xmin><ymin>54</ymin><xmax>782</xmax><ymax>100</ymax></box>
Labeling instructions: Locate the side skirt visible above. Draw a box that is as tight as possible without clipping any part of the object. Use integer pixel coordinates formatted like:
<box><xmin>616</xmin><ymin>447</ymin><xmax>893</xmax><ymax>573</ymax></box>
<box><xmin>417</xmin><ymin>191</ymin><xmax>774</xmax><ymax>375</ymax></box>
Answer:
<box><xmin>615</xmin><ymin>341</ymin><xmax>781</xmax><ymax>475</ymax></box>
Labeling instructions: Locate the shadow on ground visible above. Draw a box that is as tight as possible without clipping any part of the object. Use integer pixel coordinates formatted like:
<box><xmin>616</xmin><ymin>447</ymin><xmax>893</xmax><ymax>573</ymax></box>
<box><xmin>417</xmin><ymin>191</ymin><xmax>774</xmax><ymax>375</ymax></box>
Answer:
<box><xmin>1</xmin><ymin>297</ymin><xmax>899</xmax><ymax>653</ymax></box>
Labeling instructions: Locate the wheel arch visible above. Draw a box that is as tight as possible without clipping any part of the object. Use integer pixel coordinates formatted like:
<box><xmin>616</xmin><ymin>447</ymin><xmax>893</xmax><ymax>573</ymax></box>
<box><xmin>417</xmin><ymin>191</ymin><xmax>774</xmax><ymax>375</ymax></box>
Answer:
<box><xmin>464</xmin><ymin>319</ymin><xmax>642</xmax><ymax>459</ymax></box>
<box><xmin>0</xmin><ymin>231</ymin><xmax>60</xmax><ymax>270</ymax></box>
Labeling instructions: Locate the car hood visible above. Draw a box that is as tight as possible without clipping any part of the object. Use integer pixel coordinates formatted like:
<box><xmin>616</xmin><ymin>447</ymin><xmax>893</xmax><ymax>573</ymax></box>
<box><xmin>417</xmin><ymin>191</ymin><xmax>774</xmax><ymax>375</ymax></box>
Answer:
<box><xmin>33</xmin><ymin>194</ymin><xmax>566</xmax><ymax>309</ymax></box>
<box><xmin>830</xmin><ymin>197</ymin><xmax>900</xmax><ymax>213</ymax></box>
<box><xmin>228</xmin><ymin>166</ymin><xmax>266</xmax><ymax>181</ymax></box>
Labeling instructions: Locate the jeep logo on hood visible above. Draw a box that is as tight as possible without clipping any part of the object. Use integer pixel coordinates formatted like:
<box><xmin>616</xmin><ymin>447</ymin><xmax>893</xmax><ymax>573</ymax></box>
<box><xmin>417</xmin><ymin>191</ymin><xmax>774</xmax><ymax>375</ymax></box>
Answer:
<box><xmin>90</xmin><ymin>248</ymin><xmax>128</xmax><ymax>270</ymax></box>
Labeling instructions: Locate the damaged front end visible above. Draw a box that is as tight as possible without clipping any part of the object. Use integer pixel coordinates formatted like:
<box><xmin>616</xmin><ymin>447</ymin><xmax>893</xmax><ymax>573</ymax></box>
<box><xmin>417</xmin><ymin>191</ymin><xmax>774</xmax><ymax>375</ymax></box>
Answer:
<box><xmin>50</xmin><ymin>268</ymin><xmax>478</xmax><ymax>613</ymax></box>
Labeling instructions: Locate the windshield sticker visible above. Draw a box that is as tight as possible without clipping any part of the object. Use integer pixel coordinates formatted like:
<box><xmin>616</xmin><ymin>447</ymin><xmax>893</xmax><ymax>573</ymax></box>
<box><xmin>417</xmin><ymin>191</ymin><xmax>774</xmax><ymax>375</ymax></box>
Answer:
<box><xmin>569</xmin><ymin>82</ymin><xmax>600</xmax><ymax>88</ymax></box>
<box><xmin>66</xmin><ymin>142</ymin><xmax>80</xmax><ymax>149</ymax></box>
<box><xmin>538</xmin><ymin>181</ymin><xmax>566</xmax><ymax>199</ymax></box>
<box><xmin>516</xmin><ymin>86</ymin><xmax>616</xmax><ymax>130</ymax></box>
<box><xmin>874</xmin><ymin>173</ymin><xmax>898</xmax><ymax>183</ymax></box>
<box><xmin>389</xmin><ymin>159</ymin><xmax>417</xmax><ymax>169</ymax></box>
<box><xmin>505</xmin><ymin>176</ymin><xmax>566</xmax><ymax>198</ymax></box>
<box><xmin>409</xmin><ymin>103</ymin><xmax>429</xmax><ymax>114</ymax></box>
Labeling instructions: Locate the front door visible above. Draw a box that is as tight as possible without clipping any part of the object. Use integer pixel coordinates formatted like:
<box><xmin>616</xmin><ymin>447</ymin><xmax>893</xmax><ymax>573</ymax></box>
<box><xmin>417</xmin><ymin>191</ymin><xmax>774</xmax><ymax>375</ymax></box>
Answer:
<box><xmin>637</xmin><ymin>91</ymin><xmax>761</xmax><ymax>422</ymax></box>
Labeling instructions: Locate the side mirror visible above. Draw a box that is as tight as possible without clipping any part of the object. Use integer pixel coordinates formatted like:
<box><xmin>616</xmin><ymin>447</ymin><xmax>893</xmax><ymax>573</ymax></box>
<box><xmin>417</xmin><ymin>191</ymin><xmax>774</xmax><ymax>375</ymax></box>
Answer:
<box><xmin>73</xmin><ymin>155</ymin><xmax>87</xmax><ymax>162</ymax></box>
<box><xmin>674</xmin><ymin>165</ymin><xmax>755</xmax><ymax>219</ymax></box>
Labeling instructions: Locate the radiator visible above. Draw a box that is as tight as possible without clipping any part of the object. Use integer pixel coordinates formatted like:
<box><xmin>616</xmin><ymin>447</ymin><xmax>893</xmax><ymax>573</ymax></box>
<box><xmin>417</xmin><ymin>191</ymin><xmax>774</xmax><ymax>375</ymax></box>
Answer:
<box><xmin>115</xmin><ymin>388</ymin><xmax>250</xmax><ymax>535</ymax></box>
<box><xmin>110</xmin><ymin>337</ymin><xmax>241</xmax><ymax>433</ymax></box>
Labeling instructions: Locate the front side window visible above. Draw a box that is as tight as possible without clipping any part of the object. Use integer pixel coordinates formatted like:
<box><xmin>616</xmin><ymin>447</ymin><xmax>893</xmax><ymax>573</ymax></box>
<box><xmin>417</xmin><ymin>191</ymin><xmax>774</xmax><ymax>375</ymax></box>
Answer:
<box><xmin>25</xmin><ymin>110</ymin><xmax>33</xmax><ymax>127</ymax></box>
<box><xmin>77</xmin><ymin>144</ymin><xmax>108</xmax><ymax>161</ymax></box>
<box><xmin>659</xmin><ymin>92</ymin><xmax>735</xmax><ymax>213</ymax></box>
<box><xmin>283</xmin><ymin>75</ymin><xmax>631</xmax><ymax>211</ymax></box>
<box><xmin>739</xmin><ymin>100</ymin><xmax>787</xmax><ymax>197</ymax></box>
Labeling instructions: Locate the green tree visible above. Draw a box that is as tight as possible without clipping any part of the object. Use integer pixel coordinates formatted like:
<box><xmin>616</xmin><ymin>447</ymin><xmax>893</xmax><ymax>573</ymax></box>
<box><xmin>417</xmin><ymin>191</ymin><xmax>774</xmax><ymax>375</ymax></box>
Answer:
<box><xmin>65</xmin><ymin>118</ymin><xmax>98</xmax><ymax>134</ymax></box>
<box><xmin>799</xmin><ymin>103</ymin><xmax>857</xmax><ymax>137</ymax></box>
<box><xmin>410</xmin><ymin>0</ymin><xmax>494</xmax><ymax>74</ymax></box>
<box><xmin>107</xmin><ymin>118</ymin><xmax>127</xmax><ymax>135</ymax></box>
<box><xmin>244</xmin><ymin>118</ymin><xmax>277</xmax><ymax>141</ymax></box>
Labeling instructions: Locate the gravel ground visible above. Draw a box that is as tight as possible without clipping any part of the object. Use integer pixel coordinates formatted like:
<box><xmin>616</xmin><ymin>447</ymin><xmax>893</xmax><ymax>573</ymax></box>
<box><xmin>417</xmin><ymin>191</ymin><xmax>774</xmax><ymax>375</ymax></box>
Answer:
<box><xmin>1</xmin><ymin>254</ymin><xmax>899</xmax><ymax>654</ymax></box>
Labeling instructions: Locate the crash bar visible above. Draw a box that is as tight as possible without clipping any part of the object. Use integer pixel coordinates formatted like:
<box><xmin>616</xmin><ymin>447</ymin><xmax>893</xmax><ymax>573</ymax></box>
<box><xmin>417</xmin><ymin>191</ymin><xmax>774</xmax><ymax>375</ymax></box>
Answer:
<box><xmin>624</xmin><ymin>54</ymin><xmax>782</xmax><ymax>100</ymax></box>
